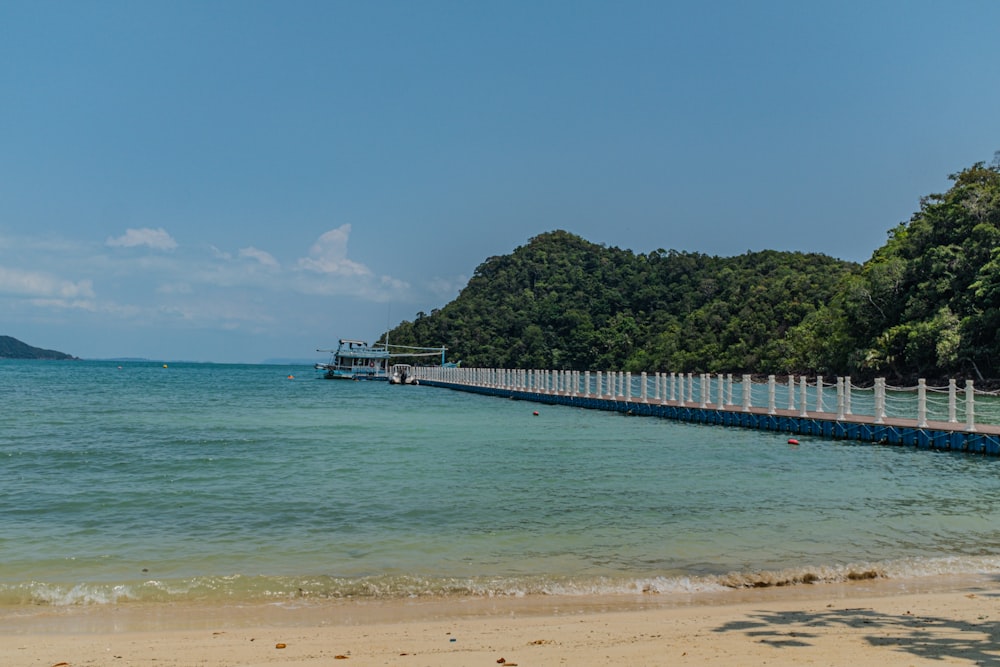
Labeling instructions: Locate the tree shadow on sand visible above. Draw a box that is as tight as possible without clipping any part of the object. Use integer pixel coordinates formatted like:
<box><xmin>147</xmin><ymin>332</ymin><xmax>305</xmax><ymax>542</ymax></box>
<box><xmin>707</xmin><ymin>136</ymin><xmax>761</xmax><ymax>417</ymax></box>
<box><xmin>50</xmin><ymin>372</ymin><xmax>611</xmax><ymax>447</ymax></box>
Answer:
<box><xmin>711</xmin><ymin>595</ymin><xmax>1000</xmax><ymax>663</ymax></box>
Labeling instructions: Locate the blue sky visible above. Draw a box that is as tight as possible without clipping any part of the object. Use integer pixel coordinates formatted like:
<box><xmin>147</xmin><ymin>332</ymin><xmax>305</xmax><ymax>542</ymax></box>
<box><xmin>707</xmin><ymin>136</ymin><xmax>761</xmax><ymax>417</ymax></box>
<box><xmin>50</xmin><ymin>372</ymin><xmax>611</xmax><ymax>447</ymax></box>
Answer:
<box><xmin>2</xmin><ymin>1</ymin><xmax>998</xmax><ymax>363</ymax></box>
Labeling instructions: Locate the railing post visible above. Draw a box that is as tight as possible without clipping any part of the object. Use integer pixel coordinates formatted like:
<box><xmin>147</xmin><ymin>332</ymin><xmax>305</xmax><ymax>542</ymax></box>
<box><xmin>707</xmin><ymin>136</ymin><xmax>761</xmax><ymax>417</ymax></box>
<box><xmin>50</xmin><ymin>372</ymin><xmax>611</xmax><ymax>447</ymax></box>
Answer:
<box><xmin>948</xmin><ymin>379</ymin><xmax>957</xmax><ymax>423</ymax></box>
<box><xmin>799</xmin><ymin>376</ymin><xmax>808</xmax><ymax>417</ymax></box>
<box><xmin>700</xmin><ymin>373</ymin><xmax>710</xmax><ymax>408</ymax></box>
<box><xmin>626</xmin><ymin>372</ymin><xmax>633</xmax><ymax>401</ymax></box>
<box><xmin>966</xmin><ymin>380</ymin><xmax>976</xmax><ymax>432</ymax></box>
<box><xmin>768</xmin><ymin>375</ymin><xmax>777</xmax><ymax>415</ymax></box>
<box><xmin>874</xmin><ymin>378</ymin><xmax>885</xmax><ymax>424</ymax></box>
<box><xmin>641</xmin><ymin>372</ymin><xmax>647</xmax><ymax>401</ymax></box>
<box><xmin>584</xmin><ymin>371</ymin><xmax>591</xmax><ymax>397</ymax></box>
<box><xmin>836</xmin><ymin>377</ymin><xmax>845</xmax><ymax>420</ymax></box>
<box><xmin>717</xmin><ymin>373</ymin><xmax>725</xmax><ymax>408</ymax></box>
<box><xmin>669</xmin><ymin>373</ymin><xmax>676</xmax><ymax>403</ymax></box>
<box><xmin>917</xmin><ymin>378</ymin><xmax>928</xmax><ymax>428</ymax></box>
<box><xmin>687</xmin><ymin>373</ymin><xmax>694</xmax><ymax>405</ymax></box>
<box><xmin>787</xmin><ymin>375</ymin><xmax>795</xmax><ymax>411</ymax></box>
<box><xmin>816</xmin><ymin>376</ymin><xmax>824</xmax><ymax>413</ymax></box>
<box><xmin>742</xmin><ymin>374</ymin><xmax>752</xmax><ymax>411</ymax></box>
<box><xmin>845</xmin><ymin>376</ymin><xmax>853</xmax><ymax>415</ymax></box>
<box><xmin>726</xmin><ymin>374</ymin><xmax>733</xmax><ymax>406</ymax></box>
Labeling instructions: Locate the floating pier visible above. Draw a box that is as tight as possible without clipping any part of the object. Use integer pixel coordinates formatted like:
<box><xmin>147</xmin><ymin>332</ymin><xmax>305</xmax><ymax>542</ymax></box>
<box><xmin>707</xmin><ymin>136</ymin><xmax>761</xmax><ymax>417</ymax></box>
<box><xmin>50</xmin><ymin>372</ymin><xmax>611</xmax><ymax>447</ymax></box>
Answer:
<box><xmin>411</xmin><ymin>368</ymin><xmax>1000</xmax><ymax>456</ymax></box>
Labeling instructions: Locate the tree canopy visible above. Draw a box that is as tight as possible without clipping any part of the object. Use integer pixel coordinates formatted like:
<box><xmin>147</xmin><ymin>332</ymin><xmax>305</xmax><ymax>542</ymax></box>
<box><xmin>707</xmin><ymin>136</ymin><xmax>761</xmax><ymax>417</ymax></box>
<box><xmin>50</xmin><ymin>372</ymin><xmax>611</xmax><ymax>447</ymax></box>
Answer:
<box><xmin>387</xmin><ymin>159</ymin><xmax>1000</xmax><ymax>382</ymax></box>
<box><xmin>826</xmin><ymin>159</ymin><xmax>1000</xmax><ymax>381</ymax></box>
<box><xmin>387</xmin><ymin>232</ymin><xmax>855</xmax><ymax>375</ymax></box>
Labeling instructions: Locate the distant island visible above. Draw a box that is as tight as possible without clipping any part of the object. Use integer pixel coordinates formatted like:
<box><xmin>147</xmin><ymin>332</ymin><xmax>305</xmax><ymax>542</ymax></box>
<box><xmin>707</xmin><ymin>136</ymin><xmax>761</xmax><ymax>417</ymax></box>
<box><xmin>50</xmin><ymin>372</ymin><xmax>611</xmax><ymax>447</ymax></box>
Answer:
<box><xmin>0</xmin><ymin>336</ymin><xmax>77</xmax><ymax>360</ymax></box>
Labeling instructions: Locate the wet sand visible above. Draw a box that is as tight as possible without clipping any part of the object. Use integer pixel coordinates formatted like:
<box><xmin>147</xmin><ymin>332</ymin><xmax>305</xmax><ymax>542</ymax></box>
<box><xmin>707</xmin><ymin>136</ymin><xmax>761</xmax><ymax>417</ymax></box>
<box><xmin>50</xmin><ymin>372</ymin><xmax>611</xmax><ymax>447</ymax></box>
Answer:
<box><xmin>4</xmin><ymin>576</ymin><xmax>1000</xmax><ymax>666</ymax></box>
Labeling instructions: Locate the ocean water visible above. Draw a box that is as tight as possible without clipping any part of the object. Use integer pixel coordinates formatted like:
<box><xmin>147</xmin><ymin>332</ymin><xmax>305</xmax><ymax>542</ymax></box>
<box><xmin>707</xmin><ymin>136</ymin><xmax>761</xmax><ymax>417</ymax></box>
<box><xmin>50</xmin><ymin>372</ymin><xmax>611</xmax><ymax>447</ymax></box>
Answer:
<box><xmin>4</xmin><ymin>359</ymin><xmax>1000</xmax><ymax>607</ymax></box>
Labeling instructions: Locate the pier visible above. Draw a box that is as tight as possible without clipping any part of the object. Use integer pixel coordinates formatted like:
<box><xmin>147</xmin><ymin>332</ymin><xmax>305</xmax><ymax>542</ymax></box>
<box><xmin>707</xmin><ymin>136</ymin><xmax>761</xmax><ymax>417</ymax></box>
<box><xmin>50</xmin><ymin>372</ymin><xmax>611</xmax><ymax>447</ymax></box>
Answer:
<box><xmin>411</xmin><ymin>367</ymin><xmax>1000</xmax><ymax>455</ymax></box>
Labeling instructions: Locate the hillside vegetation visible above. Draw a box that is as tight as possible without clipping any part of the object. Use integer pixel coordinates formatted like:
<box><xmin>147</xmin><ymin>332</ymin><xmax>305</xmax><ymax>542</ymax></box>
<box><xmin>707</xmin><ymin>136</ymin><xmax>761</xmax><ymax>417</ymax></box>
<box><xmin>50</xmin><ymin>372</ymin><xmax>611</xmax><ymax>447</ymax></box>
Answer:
<box><xmin>0</xmin><ymin>336</ymin><xmax>76</xmax><ymax>360</ymax></box>
<box><xmin>388</xmin><ymin>159</ymin><xmax>1000</xmax><ymax>382</ymax></box>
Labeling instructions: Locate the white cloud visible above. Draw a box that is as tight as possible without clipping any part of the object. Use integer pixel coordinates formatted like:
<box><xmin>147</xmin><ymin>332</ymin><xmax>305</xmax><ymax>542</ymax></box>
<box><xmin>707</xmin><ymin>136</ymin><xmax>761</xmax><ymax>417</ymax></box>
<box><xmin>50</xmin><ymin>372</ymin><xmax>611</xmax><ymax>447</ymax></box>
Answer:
<box><xmin>210</xmin><ymin>245</ymin><xmax>232</xmax><ymax>260</ymax></box>
<box><xmin>28</xmin><ymin>297</ymin><xmax>98</xmax><ymax>311</ymax></box>
<box><xmin>156</xmin><ymin>282</ymin><xmax>193</xmax><ymax>295</ymax></box>
<box><xmin>297</xmin><ymin>224</ymin><xmax>372</xmax><ymax>277</ymax></box>
<box><xmin>106</xmin><ymin>227</ymin><xmax>178</xmax><ymax>250</ymax></box>
<box><xmin>380</xmin><ymin>275</ymin><xmax>410</xmax><ymax>290</ymax></box>
<box><xmin>427</xmin><ymin>275</ymin><xmax>467</xmax><ymax>299</ymax></box>
<box><xmin>239</xmin><ymin>246</ymin><xmax>280</xmax><ymax>268</ymax></box>
<box><xmin>0</xmin><ymin>266</ymin><xmax>95</xmax><ymax>299</ymax></box>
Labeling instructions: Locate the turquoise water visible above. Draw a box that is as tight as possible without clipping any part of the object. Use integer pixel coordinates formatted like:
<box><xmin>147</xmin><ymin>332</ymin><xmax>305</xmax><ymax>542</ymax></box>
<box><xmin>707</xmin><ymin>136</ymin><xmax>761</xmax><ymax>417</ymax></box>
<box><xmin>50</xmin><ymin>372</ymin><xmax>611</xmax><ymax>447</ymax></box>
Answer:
<box><xmin>4</xmin><ymin>359</ymin><xmax>1000</xmax><ymax>606</ymax></box>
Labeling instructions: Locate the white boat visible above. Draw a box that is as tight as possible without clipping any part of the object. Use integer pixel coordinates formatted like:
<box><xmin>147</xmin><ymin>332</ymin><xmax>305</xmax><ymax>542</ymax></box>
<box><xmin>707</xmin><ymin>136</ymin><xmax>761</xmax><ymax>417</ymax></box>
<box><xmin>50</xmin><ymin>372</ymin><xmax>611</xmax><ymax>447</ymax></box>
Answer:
<box><xmin>315</xmin><ymin>339</ymin><xmax>391</xmax><ymax>380</ymax></box>
<box><xmin>315</xmin><ymin>340</ymin><xmax>447</xmax><ymax>381</ymax></box>
<box><xmin>389</xmin><ymin>364</ymin><xmax>418</xmax><ymax>385</ymax></box>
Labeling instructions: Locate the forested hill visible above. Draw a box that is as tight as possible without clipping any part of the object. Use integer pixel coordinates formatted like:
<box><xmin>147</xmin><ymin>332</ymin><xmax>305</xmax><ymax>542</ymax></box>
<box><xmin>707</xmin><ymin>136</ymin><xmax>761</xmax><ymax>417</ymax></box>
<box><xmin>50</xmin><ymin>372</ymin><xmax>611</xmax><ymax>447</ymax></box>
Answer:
<box><xmin>823</xmin><ymin>159</ymin><xmax>1000</xmax><ymax>382</ymax></box>
<box><xmin>0</xmin><ymin>336</ymin><xmax>76</xmax><ymax>360</ymax></box>
<box><xmin>387</xmin><ymin>232</ymin><xmax>856</xmax><ymax>374</ymax></box>
<box><xmin>388</xmin><ymin>158</ymin><xmax>1000</xmax><ymax>382</ymax></box>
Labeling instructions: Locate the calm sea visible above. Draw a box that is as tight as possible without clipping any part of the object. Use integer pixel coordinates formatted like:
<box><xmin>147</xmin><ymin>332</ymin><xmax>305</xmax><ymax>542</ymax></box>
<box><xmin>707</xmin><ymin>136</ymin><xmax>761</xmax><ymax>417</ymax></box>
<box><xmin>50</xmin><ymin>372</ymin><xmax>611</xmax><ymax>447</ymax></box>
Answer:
<box><xmin>3</xmin><ymin>359</ymin><xmax>1000</xmax><ymax>607</ymax></box>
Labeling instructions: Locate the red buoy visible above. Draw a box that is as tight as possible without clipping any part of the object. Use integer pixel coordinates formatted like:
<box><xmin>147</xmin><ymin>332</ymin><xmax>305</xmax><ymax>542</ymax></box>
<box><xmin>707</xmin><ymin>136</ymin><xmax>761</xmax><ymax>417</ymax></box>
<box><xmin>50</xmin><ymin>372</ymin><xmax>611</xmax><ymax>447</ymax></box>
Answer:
<box><xmin>788</xmin><ymin>438</ymin><xmax>800</xmax><ymax>445</ymax></box>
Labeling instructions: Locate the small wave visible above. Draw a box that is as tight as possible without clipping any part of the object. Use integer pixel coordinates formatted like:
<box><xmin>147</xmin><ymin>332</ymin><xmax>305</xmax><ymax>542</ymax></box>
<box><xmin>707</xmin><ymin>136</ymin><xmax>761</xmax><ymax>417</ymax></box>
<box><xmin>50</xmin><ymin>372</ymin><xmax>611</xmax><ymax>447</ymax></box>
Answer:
<box><xmin>7</xmin><ymin>555</ymin><xmax>1000</xmax><ymax>606</ymax></box>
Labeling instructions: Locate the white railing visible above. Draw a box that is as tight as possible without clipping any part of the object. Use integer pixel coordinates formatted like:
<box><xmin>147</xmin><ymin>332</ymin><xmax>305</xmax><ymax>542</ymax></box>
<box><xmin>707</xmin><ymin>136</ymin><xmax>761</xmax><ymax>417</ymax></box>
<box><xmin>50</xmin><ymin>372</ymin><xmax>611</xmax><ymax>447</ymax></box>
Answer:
<box><xmin>413</xmin><ymin>368</ymin><xmax>998</xmax><ymax>431</ymax></box>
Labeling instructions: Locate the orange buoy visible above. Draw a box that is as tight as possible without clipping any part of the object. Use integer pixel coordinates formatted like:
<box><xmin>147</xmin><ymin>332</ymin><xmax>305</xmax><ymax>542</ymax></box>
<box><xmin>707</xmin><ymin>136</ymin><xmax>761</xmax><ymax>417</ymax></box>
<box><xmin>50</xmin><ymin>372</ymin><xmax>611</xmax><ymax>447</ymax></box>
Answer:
<box><xmin>287</xmin><ymin>375</ymin><xmax>294</xmax><ymax>379</ymax></box>
<box><xmin>788</xmin><ymin>438</ymin><xmax>800</xmax><ymax>445</ymax></box>
<box><xmin>532</xmin><ymin>411</ymin><xmax>539</xmax><ymax>416</ymax></box>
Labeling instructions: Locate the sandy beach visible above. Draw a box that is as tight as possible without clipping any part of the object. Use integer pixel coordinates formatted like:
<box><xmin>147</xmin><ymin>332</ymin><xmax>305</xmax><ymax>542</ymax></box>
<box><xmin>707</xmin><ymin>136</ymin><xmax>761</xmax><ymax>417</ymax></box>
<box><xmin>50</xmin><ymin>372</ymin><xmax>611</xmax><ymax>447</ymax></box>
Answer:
<box><xmin>4</xmin><ymin>577</ymin><xmax>1000</xmax><ymax>666</ymax></box>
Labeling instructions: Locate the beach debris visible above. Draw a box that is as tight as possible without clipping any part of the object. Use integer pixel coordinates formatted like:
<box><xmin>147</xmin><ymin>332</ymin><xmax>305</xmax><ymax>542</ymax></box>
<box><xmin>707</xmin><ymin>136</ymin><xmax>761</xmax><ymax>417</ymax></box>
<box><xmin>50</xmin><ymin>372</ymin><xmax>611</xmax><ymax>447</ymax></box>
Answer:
<box><xmin>275</xmin><ymin>643</ymin><xmax>287</xmax><ymax>649</ymax></box>
<box><xmin>334</xmin><ymin>655</ymin><xmax>350</xmax><ymax>660</ymax></box>
<box><xmin>529</xmin><ymin>639</ymin><xmax>553</xmax><ymax>645</ymax></box>
<box><xmin>50</xmin><ymin>663</ymin><xmax>70</xmax><ymax>667</ymax></box>
<box><xmin>497</xmin><ymin>659</ymin><xmax>506</xmax><ymax>664</ymax></box>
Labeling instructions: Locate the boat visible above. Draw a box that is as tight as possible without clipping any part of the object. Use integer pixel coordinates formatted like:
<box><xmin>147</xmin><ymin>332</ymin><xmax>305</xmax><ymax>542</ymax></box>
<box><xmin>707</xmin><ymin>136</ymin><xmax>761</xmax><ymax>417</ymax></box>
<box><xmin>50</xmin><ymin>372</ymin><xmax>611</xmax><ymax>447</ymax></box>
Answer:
<box><xmin>389</xmin><ymin>364</ymin><xmax>418</xmax><ymax>385</ymax></box>
<box><xmin>315</xmin><ymin>339</ymin><xmax>391</xmax><ymax>380</ymax></box>
<box><xmin>315</xmin><ymin>339</ymin><xmax>448</xmax><ymax>381</ymax></box>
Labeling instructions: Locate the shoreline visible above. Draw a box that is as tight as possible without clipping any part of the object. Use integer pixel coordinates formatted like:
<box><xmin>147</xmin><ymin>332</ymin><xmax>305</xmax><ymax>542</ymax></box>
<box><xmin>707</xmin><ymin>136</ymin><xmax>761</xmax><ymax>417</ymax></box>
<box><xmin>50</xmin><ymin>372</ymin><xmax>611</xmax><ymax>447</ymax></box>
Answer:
<box><xmin>4</xmin><ymin>575</ymin><xmax>1000</xmax><ymax>666</ymax></box>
